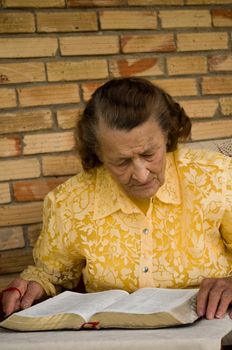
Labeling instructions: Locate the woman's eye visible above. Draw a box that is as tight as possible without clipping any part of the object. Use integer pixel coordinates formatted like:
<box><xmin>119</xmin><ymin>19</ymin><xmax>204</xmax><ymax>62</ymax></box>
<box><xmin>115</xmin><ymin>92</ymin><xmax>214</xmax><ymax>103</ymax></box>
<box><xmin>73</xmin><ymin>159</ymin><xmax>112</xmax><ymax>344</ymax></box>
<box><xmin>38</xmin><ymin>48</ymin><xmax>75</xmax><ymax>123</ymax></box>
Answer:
<box><xmin>117</xmin><ymin>160</ymin><xmax>130</xmax><ymax>167</ymax></box>
<box><xmin>144</xmin><ymin>153</ymin><xmax>154</xmax><ymax>159</ymax></box>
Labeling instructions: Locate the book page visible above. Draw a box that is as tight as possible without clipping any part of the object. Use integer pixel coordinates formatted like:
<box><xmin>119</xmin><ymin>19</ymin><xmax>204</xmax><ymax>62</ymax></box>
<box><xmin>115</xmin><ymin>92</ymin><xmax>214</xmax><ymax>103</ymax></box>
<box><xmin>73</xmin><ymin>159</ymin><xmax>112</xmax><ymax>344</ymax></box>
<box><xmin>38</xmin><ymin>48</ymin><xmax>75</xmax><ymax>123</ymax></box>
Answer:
<box><xmin>101</xmin><ymin>288</ymin><xmax>198</xmax><ymax>314</ymax></box>
<box><xmin>14</xmin><ymin>290</ymin><xmax>128</xmax><ymax>322</ymax></box>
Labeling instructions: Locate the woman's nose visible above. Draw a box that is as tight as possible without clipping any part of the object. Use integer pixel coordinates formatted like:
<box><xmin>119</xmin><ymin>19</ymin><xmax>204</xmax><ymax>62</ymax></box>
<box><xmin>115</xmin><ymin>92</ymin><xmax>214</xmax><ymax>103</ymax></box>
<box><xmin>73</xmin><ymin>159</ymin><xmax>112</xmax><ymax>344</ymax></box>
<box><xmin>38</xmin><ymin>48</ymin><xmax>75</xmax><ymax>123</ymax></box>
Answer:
<box><xmin>131</xmin><ymin>160</ymin><xmax>149</xmax><ymax>183</ymax></box>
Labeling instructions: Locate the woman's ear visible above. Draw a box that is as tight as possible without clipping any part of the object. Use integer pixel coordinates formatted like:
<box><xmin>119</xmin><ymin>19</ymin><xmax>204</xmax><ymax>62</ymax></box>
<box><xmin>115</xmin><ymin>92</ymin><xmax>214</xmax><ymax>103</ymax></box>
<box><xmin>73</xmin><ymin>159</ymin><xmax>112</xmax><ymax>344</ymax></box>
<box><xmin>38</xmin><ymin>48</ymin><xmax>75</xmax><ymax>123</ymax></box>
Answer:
<box><xmin>96</xmin><ymin>147</ymin><xmax>103</xmax><ymax>162</ymax></box>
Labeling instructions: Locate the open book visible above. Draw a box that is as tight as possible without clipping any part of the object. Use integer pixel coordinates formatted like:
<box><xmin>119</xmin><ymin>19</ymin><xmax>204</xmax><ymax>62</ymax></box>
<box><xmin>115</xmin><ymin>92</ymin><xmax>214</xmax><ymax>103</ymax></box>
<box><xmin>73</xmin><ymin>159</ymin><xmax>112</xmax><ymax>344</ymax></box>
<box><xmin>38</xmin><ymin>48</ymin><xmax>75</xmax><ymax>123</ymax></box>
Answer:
<box><xmin>0</xmin><ymin>288</ymin><xmax>199</xmax><ymax>331</ymax></box>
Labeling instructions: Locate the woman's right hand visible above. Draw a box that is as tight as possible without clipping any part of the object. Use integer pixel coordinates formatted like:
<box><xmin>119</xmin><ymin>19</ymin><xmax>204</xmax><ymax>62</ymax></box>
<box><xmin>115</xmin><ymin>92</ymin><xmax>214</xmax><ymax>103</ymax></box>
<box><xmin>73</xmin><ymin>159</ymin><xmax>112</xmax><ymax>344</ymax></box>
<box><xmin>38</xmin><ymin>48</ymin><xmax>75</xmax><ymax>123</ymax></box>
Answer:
<box><xmin>1</xmin><ymin>278</ymin><xmax>46</xmax><ymax>316</ymax></box>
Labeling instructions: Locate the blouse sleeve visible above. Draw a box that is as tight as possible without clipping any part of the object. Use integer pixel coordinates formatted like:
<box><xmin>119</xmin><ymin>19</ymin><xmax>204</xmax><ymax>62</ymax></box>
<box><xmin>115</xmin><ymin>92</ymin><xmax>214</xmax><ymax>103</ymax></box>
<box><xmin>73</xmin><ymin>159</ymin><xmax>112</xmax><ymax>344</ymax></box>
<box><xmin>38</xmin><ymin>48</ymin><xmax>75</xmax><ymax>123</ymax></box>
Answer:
<box><xmin>220</xmin><ymin>158</ymin><xmax>232</xmax><ymax>251</ymax></box>
<box><xmin>21</xmin><ymin>191</ymin><xmax>86</xmax><ymax>296</ymax></box>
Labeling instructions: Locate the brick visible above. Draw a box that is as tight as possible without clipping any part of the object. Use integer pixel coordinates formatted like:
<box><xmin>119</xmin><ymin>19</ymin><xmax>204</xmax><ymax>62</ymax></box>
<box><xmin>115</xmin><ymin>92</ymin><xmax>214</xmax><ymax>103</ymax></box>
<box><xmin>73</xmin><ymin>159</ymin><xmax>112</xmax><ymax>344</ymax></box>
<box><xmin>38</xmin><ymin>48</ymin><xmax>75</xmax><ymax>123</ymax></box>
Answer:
<box><xmin>0</xmin><ymin>38</ymin><xmax>57</xmax><ymax>58</ymax></box>
<box><xmin>0</xmin><ymin>109</ymin><xmax>52</xmax><ymax>134</ymax></box>
<box><xmin>191</xmin><ymin>120</ymin><xmax>232</xmax><ymax>141</ymax></box>
<box><xmin>2</xmin><ymin>0</ymin><xmax>65</xmax><ymax>7</ymax></box>
<box><xmin>160</xmin><ymin>10</ymin><xmax>211</xmax><ymax>28</ymax></box>
<box><xmin>179</xmin><ymin>99</ymin><xmax>218</xmax><ymax>118</ymax></box>
<box><xmin>47</xmin><ymin>60</ymin><xmax>108</xmax><ymax>81</ymax></box>
<box><xmin>177</xmin><ymin>33</ymin><xmax>228</xmax><ymax>52</ymax></box>
<box><xmin>0</xmin><ymin>136</ymin><xmax>21</xmax><ymax>157</ymax></box>
<box><xmin>202</xmin><ymin>76</ymin><xmax>232</xmax><ymax>95</ymax></box>
<box><xmin>167</xmin><ymin>56</ymin><xmax>207</xmax><ymax>75</ymax></box>
<box><xmin>0</xmin><ymin>62</ymin><xmax>45</xmax><ymax>84</ymax></box>
<box><xmin>186</xmin><ymin>0</ymin><xmax>232</xmax><ymax>3</ymax></box>
<box><xmin>23</xmin><ymin>131</ymin><xmax>75</xmax><ymax>155</ymax></box>
<box><xmin>42</xmin><ymin>154</ymin><xmax>82</xmax><ymax>176</ymax></box>
<box><xmin>37</xmin><ymin>11</ymin><xmax>97</xmax><ymax>32</ymax></box>
<box><xmin>60</xmin><ymin>36</ymin><xmax>119</xmax><ymax>56</ymax></box>
<box><xmin>0</xmin><ymin>227</ymin><xmax>24</xmax><ymax>251</ymax></box>
<box><xmin>0</xmin><ymin>88</ymin><xmax>16</xmax><ymax>108</ymax></box>
<box><xmin>121</xmin><ymin>34</ymin><xmax>175</xmax><ymax>53</ymax></box>
<box><xmin>109</xmin><ymin>57</ymin><xmax>164</xmax><ymax>77</ymax></box>
<box><xmin>212</xmin><ymin>9</ymin><xmax>232</xmax><ymax>27</ymax></box>
<box><xmin>220</xmin><ymin>97</ymin><xmax>232</xmax><ymax>116</ymax></box>
<box><xmin>0</xmin><ymin>202</ymin><xmax>43</xmax><ymax>226</ymax></box>
<box><xmin>0</xmin><ymin>248</ymin><xmax>34</xmax><ymax>273</ymax></box>
<box><xmin>18</xmin><ymin>84</ymin><xmax>80</xmax><ymax>107</ymax></box>
<box><xmin>27</xmin><ymin>223</ymin><xmax>42</xmax><ymax>247</ymax></box>
<box><xmin>151</xmin><ymin>78</ymin><xmax>197</xmax><ymax>97</ymax></box>
<box><xmin>129</xmin><ymin>0</ymin><xmax>183</xmax><ymax>4</ymax></box>
<box><xmin>0</xmin><ymin>12</ymin><xmax>35</xmax><ymax>33</ymax></box>
<box><xmin>82</xmin><ymin>81</ymin><xmax>105</xmax><ymax>101</ymax></box>
<box><xmin>208</xmin><ymin>54</ymin><xmax>232</xmax><ymax>72</ymax></box>
<box><xmin>0</xmin><ymin>137</ymin><xmax>21</xmax><ymax>157</ymax></box>
<box><xmin>0</xmin><ymin>202</ymin><xmax>43</xmax><ymax>227</ymax></box>
<box><xmin>13</xmin><ymin>177</ymin><xmax>68</xmax><ymax>202</ymax></box>
<box><xmin>67</xmin><ymin>0</ymin><xmax>127</xmax><ymax>6</ymax></box>
<box><xmin>0</xmin><ymin>183</ymin><xmax>11</xmax><ymax>204</ymax></box>
<box><xmin>0</xmin><ymin>159</ymin><xmax>40</xmax><ymax>181</ymax></box>
<box><xmin>100</xmin><ymin>10</ymin><xmax>157</xmax><ymax>30</ymax></box>
<box><xmin>57</xmin><ymin>108</ymin><xmax>82</xmax><ymax>129</ymax></box>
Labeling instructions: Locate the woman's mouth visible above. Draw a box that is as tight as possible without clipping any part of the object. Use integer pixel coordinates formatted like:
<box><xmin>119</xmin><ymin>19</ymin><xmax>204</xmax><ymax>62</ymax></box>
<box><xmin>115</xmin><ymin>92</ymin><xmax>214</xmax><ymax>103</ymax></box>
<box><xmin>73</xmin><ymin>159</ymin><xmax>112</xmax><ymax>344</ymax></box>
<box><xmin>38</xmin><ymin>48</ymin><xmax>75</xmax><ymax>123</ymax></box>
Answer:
<box><xmin>130</xmin><ymin>177</ymin><xmax>158</xmax><ymax>188</ymax></box>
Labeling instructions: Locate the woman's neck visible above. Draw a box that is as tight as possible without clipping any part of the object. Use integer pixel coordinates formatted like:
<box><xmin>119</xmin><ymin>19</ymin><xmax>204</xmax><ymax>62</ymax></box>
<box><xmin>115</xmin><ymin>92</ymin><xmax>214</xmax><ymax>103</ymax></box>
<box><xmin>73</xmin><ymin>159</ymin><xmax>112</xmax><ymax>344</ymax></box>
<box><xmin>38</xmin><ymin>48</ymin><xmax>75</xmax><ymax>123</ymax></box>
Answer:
<box><xmin>130</xmin><ymin>196</ymin><xmax>151</xmax><ymax>215</ymax></box>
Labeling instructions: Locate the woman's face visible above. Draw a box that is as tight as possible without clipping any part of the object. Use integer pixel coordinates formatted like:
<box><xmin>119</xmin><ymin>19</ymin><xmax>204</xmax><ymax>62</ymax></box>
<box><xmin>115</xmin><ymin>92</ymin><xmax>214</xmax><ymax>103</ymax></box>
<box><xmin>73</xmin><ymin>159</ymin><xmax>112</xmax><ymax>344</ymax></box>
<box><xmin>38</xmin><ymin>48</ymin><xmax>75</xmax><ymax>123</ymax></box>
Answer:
<box><xmin>97</xmin><ymin>118</ymin><xmax>167</xmax><ymax>200</ymax></box>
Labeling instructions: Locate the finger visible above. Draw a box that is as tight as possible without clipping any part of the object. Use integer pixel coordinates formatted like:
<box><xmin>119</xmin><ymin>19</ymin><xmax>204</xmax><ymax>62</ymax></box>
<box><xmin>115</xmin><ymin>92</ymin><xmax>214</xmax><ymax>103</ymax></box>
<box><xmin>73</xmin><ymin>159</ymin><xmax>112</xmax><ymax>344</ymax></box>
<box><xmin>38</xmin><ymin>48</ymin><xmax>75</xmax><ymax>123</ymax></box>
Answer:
<box><xmin>1</xmin><ymin>278</ymin><xmax>28</xmax><ymax>316</ymax></box>
<box><xmin>215</xmin><ymin>290</ymin><xmax>232</xmax><ymax>319</ymax></box>
<box><xmin>20</xmin><ymin>281</ymin><xmax>44</xmax><ymax>310</ymax></box>
<box><xmin>197</xmin><ymin>279</ymin><xmax>213</xmax><ymax>317</ymax></box>
<box><xmin>205</xmin><ymin>287</ymin><xmax>223</xmax><ymax>320</ymax></box>
<box><xmin>2</xmin><ymin>290</ymin><xmax>21</xmax><ymax>316</ymax></box>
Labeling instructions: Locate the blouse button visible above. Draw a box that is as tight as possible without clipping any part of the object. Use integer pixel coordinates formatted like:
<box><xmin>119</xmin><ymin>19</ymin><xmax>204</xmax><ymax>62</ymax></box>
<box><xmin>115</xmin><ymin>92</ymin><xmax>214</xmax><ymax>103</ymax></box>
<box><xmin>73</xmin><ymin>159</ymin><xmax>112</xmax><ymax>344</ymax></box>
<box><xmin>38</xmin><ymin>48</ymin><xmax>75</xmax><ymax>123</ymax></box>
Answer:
<box><xmin>142</xmin><ymin>266</ymin><xmax>149</xmax><ymax>273</ymax></box>
<box><xmin>143</xmin><ymin>228</ymin><xmax>149</xmax><ymax>235</ymax></box>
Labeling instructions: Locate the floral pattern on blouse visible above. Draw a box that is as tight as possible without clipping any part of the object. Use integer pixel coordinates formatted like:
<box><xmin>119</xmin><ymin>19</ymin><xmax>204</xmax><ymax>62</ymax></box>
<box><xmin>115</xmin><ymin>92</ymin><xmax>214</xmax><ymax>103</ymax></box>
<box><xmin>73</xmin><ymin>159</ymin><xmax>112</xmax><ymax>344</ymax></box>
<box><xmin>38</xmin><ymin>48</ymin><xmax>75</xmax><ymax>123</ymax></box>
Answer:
<box><xmin>21</xmin><ymin>146</ymin><xmax>232</xmax><ymax>296</ymax></box>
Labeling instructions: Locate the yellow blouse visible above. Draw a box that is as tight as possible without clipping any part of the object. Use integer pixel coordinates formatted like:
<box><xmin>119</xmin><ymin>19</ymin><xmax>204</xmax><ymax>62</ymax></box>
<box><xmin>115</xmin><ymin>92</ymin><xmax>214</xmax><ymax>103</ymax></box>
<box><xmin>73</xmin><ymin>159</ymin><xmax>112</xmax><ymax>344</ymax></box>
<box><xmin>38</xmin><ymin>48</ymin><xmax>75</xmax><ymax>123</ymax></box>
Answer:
<box><xmin>21</xmin><ymin>146</ymin><xmax>232</xmax><ymax>296</ymax></box>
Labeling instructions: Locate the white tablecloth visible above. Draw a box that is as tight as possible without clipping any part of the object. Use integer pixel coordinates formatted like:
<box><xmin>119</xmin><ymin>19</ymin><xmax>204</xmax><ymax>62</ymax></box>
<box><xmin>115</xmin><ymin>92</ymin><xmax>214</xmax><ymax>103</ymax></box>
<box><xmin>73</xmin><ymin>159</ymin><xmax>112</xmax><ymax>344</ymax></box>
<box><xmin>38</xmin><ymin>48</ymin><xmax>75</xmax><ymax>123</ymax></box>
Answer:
<box><xmin>1</xmin><ymin>316</ymin><xmax>232</xmax><ymax>350</ymax></box>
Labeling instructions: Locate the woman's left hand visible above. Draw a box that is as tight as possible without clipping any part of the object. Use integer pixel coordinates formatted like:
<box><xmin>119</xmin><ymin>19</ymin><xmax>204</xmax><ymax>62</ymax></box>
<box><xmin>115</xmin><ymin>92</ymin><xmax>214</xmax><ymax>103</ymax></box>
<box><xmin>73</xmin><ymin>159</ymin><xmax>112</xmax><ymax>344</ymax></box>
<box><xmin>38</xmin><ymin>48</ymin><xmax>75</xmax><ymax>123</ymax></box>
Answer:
<box><xmin>196</xmin><ymin>276</ymin><xmax>232</xmax><ymax>319</ymax></box>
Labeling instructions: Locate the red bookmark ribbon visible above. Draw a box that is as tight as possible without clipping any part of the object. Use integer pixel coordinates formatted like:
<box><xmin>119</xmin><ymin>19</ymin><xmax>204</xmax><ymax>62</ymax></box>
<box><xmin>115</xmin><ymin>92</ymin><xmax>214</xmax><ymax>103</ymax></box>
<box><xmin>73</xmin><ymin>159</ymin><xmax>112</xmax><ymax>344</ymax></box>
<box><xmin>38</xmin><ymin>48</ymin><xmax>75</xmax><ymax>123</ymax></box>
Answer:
<box><xmin>1</xmin><ymin>287</ymin><xmax>22</xmax><ymax>299</ymax></box>
<box><xmin>81</xmin><ymin>321</ymin><xmax>100</xmax><ymax>329</ymax></box>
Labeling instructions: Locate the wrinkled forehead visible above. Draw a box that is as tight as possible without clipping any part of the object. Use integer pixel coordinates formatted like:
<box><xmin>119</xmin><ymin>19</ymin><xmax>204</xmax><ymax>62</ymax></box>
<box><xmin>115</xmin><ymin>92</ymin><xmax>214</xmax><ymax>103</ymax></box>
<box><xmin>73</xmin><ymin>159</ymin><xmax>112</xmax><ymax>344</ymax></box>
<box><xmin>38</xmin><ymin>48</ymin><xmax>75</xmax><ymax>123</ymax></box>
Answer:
<box><xmin>96</xmin><ymin>118</ymin><xmax>166</xmax><ymax>159</ymax></box>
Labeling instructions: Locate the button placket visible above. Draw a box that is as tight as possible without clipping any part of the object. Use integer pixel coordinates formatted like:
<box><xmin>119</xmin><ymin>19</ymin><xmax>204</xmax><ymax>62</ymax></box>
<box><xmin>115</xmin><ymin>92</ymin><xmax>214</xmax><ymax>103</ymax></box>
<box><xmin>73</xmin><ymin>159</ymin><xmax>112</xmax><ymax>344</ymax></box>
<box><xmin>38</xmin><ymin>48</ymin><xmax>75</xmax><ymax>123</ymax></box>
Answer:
<box><xmin>139</xmin><ymin>219</ymin><xmax>153</xmax><ymax>287</ymax></box>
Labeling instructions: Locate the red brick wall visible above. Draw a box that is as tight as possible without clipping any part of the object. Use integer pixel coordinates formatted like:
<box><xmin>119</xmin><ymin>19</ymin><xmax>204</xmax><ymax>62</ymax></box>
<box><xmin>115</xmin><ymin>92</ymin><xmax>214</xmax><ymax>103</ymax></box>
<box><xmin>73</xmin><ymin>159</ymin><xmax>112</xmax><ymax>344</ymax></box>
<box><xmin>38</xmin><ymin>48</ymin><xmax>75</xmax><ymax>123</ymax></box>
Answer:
<box><xmin>0</xmin><ymin>0</ymin><xmax>232</xmax><ymax>288</ymax></box>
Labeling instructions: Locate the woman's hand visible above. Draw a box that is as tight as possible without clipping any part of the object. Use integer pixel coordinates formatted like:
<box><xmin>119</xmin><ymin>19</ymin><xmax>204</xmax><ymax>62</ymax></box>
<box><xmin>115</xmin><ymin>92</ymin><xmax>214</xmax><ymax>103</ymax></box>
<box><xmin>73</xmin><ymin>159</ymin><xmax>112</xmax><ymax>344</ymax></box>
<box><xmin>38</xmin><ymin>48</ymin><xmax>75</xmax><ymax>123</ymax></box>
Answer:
<box><xmin>197</xmin><ymin>276</ymin><xmax>232</xmax><ymax>320</ymax></box>
<box><xmin>1</xmin><ymin>278</ymin><xmax>46</xmax><ymax>316</ymax></box>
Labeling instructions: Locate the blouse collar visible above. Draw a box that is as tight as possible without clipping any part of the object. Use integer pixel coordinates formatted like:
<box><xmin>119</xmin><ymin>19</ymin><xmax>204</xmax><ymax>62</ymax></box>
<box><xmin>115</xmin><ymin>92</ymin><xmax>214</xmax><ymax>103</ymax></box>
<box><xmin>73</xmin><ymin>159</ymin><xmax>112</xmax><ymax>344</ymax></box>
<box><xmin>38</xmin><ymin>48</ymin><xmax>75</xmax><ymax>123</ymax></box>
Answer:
<box><xmin>93</xmin><ymin>151</ymin><xmax>181</xmax><ymax>220</ymax></box>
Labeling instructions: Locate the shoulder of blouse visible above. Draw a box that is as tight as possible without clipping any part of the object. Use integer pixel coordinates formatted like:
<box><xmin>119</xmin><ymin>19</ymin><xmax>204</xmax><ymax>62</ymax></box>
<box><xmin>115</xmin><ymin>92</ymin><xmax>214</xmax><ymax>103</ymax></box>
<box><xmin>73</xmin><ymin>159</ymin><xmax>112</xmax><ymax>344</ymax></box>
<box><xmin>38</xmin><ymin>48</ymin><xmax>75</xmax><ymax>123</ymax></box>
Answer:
<box><xmin>174</xmin><ymin>144</ymin><xmax>231</xmax><ymax>171</ymax></box>
<box><xmin>43</xmin><ymin>167</ymin><xmax>99</xmax><ymax>206</ymax></box>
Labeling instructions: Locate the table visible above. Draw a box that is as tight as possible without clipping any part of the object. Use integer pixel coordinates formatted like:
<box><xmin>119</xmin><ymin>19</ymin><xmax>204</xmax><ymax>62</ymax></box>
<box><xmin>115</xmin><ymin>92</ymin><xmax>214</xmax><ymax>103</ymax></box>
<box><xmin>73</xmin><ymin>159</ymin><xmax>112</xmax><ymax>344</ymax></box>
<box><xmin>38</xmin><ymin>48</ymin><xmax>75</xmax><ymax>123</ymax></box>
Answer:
<box><xmin>1</xmin><ymin>316</ymin><xmax>232</xmax><ymax>350</ymax></box>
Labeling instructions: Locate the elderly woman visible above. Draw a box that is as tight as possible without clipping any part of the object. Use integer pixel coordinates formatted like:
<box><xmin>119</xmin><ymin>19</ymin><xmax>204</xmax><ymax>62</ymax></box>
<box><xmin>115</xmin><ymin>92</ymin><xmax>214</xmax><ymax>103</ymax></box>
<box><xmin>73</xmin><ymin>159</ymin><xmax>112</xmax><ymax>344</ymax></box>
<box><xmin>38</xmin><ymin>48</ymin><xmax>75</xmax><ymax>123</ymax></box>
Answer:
<box><xmin>2</xmin><ymin>77</ymin><xmax>232</xmax><ymax>321</ymax></box>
